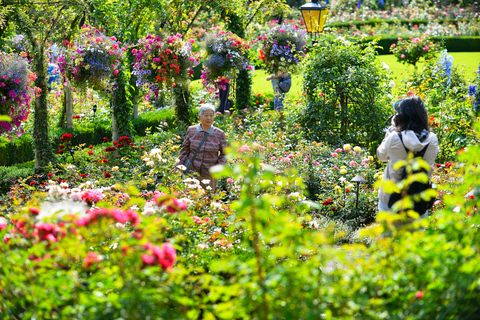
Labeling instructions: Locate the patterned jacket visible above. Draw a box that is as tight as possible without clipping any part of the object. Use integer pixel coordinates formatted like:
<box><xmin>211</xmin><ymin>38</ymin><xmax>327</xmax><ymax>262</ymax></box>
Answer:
<box><xmin>179</xmin><ymin>125</ymin><xmax>228</xmax><ymax>176</ymax></box>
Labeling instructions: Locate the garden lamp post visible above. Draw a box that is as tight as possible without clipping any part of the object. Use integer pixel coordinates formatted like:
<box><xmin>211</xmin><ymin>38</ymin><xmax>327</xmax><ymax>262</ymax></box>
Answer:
<box><xmin>69</xmin><ymin>149</ymin><xmax>75</xmax><ymax>161</ymax></box>
<box><xmin>351</xmin><ymin>174</ymin><xmax>367</xmax><ymax>215</ymax></box>
<box><xmin>93</xmin><ymin>104</ymin><xmax>97</xmax><ymax>119</ymax></box>
<box><xmin>300</xmin><ymin>0</ymin><xmax>329</xmax><ymax>42</ymax></box>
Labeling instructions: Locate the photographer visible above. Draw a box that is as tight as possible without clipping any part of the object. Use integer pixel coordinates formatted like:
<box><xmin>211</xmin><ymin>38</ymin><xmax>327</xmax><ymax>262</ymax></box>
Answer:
<box><xmin>376</xmin><ymin>95</ymin><xmax>439</xmax><ymax>218</ymax></box>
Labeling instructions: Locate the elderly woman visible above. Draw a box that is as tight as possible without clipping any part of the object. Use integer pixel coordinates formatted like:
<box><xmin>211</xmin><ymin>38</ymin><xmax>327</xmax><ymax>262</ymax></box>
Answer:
<box><xmin>178</xmin><ymin>103</ymin><xmax>228</xmax><ymax>190</ymax></box>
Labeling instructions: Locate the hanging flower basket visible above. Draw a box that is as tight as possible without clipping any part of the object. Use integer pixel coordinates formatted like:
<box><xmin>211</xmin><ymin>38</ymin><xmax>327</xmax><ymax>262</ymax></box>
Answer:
<box><xmin>132</xmin><ymin>33</ymin><xmax>198</xmax><ymax>94</ymax></box>
<box><xmin>259</xmin><ymin>24</ymin><xmax>307</xmax><ymax>75</ymax></box>
<box><xmin>58</xmin><ymin>26</ymin><xmax>125</xmax><ymax>93</ymax></box>
<box><xmin>0</xmin><ymin>52</ymin><xmax>35</xmax><ymax>139</ymax></box>
<box><xmin>201</xmin><ymin>31</ymin><xmax>250</xmax><ymax>91</ymax></box>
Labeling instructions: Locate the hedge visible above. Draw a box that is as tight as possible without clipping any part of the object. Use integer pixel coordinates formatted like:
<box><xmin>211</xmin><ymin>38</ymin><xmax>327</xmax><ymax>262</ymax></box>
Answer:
<box><xmin>365</xmin><ymin>35</ymin><xmax>480</xmax><ymax>54</ymax></box>
<box><xmin>326</xmin><ymin>18</ymin><xmax>476</xmax><ymax>29</ymax></box>
<box><xmin>0</xmin><ymin>108</ymin><xmax>176</xmax><ymax>167</ymax></box>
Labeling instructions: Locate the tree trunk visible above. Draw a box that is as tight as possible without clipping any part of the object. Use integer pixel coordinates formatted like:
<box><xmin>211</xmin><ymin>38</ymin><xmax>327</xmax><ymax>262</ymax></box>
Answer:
<box><xmin>112</xmin><ymin>104</ymin><xmax>119</xmax><ymax>142</ymax></box>
<box><xmin>65</xmin><ymin>85</ymin><xmax>74</xmax><ymax>129</ymax></box>
<box><xmin>173</xmin><ymin>84</ymin><xmax>191</xmax><ymax>126</ymax></box>
<box><xmin>33</xmin><ymin>45</ymin><xmax>54</xmax><ymax>169</ymax></box>
<box><xmin>340</xmin><ymin>92</ymin><xmax>347</xmax><ymax>138</ymax></box>
<box><xmin>132</xmin><ymin>92</ymin><xmax>139</xmax><ymax>119</ymax></box>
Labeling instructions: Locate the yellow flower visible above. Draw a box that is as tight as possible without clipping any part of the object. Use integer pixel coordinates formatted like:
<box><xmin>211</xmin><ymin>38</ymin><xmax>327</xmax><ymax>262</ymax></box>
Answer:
<box><xmin>85</xmin><ymin>65</ymin><xmax>90</xmax><ymax>70</ymax></box>
<box><xmin>368</xmin><ymin>156</ymin><xmax>373</xmax><ymax>161</ymax></box>
<box><xmin>112</xmin><ymin>166</ymin><xmax>119</xmax><ymax>171</ymax></box>
<box><xmin>340</xmin><ymin>166</ymin><xmax>347</xmax><ymax>169</ymax></box>
<box><xmin>334</xmin><ymin>185</ymin><xmax>342</xmax><ymax>193</ymax></box>
<box><xmin>171</xmin><ymin>146</ymin><xmax>179</xmax><ymax>152</ymax></box>
<box><xmin>353</xmin><ymin>146</ymin><xmax>361</xmax><ymax>152</ymax></box>
<box><xmin>343</xmin><ymin>144</ymin><xmax>351</xmax><ymax>151</ymax></box>
<box><xmin>340</xmin><ymin>169</ymin><xmax>347</xmax><ymax>174</ymax></box>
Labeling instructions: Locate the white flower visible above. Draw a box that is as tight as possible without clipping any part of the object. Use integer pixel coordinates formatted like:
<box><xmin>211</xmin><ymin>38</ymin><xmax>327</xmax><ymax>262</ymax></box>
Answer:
<box><xmin>211</xmin><ymin>202</ymin><xmax>222</xmax><ymax>209</ymax></box>
<box><xmin>382</xmin><ymin>62</ymin><xmax>390</xmax><ymax>70</ymax></box>
<box><xmin>36</xmin><ymin>200</ymin><xmax>87</xmax><ymax>222</ymax></box>
<box><xmin>60</xmin><ymin>182</ymin><xmax>69</xmax><ymax>188</ymax></box>
<box><xmin>177</xmin><ymin>164</ymin><xmax>187</xmax><ymax>171</ymax></box>
<box><xmin>389</xmin><ymin>80</ymin><xmax>395</xmax><ymax>88</ymax></box>
<box><xmin>201</xmin><ymin>179</ymin><xmax>210</xmax><ymax>185</ymax></box>
<box><xmin>146</xmin><ymin>161</ymin><xmax>155</xmax><ymax>167</ymax></box>
<box><xmin>206</xmin><ymin>186</ymin><xmax>212</xmax><ymax>191</ymax></box>
<box><xmin>198</xmin><ymin>243</ymin><xmax>209</xmax><ymax>249</ymax></box>
<box><xmin>150</xmin><ymin>148</ymin><xmax>161</xmax><ymax>156</ymax></box>
<box><xmin>66</xmin><ymin>165</ymin><xmax>76</xmax><ymax>170</ymax></box>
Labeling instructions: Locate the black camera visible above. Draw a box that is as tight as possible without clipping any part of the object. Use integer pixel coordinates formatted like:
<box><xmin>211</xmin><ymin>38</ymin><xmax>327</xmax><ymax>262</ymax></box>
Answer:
<box><xmin>384</xmin><ymin>99</ymin><xmax>403</xmax><ymax>132</ymax></box>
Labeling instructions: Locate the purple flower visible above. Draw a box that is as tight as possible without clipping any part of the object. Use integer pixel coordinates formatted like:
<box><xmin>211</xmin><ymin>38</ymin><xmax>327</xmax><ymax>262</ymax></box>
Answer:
<box><xmin>8</xmin><ymin>90</ymin><xmax>16</xmax><ymax>98</ymax></box>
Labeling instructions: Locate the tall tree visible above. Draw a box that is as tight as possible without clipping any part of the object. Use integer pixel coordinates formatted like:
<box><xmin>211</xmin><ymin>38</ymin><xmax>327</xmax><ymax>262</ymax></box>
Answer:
<box><xmin>5</xmin><ymin>0</ymin><xmax>86</xmax><ymax>169</ymax></box>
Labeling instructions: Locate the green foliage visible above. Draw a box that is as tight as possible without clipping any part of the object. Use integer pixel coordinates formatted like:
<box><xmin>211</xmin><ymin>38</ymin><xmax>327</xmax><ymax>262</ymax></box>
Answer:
<box><xmin>368</xmin><ymin>36</ymin><xmax>480</xmax><ymax>55</ymax></box>
<box><xmin>301</xmin><ymin>36</ymin><xmax>391</xmax><ymax>152</ymax></box>
<box><xmin>0</xmin><ymin>161</ymin><xmax>34</xmax><ymax>194</ymax></box>
<box><xmin>172</xmin><ymin>84</ymin><xmax>192</xmax><ymax>127</ymax></box>
<box><xmin>112</xmin><ymin>63</ymin><xmax>133</xmax><ymax>139</ymax></box>
<box><xmin>0</xmin><ymin>134</ymin><xmax>34</xmax><ymax>166</ymax></box>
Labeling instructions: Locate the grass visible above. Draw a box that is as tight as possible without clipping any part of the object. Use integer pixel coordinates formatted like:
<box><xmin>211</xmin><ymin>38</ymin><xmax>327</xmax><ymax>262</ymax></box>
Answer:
<box><xmin>192</xmin><ymin>52</ymin><xmax>480</xmax><ymax>96</ymax></box>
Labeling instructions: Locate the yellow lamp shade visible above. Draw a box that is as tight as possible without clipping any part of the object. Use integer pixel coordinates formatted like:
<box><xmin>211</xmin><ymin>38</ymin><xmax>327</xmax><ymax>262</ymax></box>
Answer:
<box><xmin>300</xmin><ymin>1</ymin><xmax>329</xmax><ymax>34</ymax></box>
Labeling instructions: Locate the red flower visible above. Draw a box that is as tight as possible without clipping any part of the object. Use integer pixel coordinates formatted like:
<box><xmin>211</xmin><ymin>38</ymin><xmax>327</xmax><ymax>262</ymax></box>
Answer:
<box><xmin>79</xmin><ymin>174</ymin><xmax>87</xmax><ymax>178</ymax></box>
<box><xmin>55</xmin><ymin>150</ymin><xmax>64</xmax><ymax>154</ymax></box>
<box><xmin>103</xmin><ymin>159</ymin><xmax>108</xmax><ymax>163</ymax></box>
<box><xmin>29</xmin><ymin>207</ymin><xmax>41</xmax><ymax>215</ymax></box>
<box><xmin>88</xmin><ymin>150</ymin><xmax>93</xmax><ymax>155</ymax></box>
<box><xmin>89</xmin><ymin>145</ymin><xmax>94</xmax><ymax>149</ymax></box>
<box><xmin>103</xmin><ymin>137</ymin><xmax>109</xmax><ymax>142</ymax></box>
<box><xmin>104</xmin><ymin>171</ymin><xmax>112</xmax><ymax>178</ymax></box>
<box><xmin>30</xmin><ymin>181</ymin><xmax>37</xmax><ymax>186</ymax></box>
<box><xmin>415</xmin><ymin>291</ymin><xmax>424</xmax><ymax>299</ymax></box>
<box><xmin>47</xmin><ymin>173</ymin><xmax>54</xmax><ymax>178</ymax></box>
<box><xmin>322</xmin><ymin>199</ymin><xmax>334</xmax><ymax>206</ymax></box>
<box><xmin>105</xmin><ymin>147</ymin><xmax>116</xmax><ymax>152</ymax></box>
<box><xmin>59</xmin><ymin>145</ymin><xmax>65</xmax><ymax>149</ymax></box>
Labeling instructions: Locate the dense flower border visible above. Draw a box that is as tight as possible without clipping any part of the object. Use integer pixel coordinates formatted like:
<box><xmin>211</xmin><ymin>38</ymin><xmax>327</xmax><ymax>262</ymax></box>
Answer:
<box><xmin>0</xmin><ymin>52</ymin><xmax>35</xmax><ymax>139</ymax></box>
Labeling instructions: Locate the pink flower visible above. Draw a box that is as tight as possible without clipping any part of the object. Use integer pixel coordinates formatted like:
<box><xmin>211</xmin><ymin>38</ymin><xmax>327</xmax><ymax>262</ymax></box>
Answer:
<box><xmin>314</xmin><ymin>161</ymin><xmax>320</xmax><ymax>166</ymax></box>
<box><xmin>227</xmin><ymin>178</ymin><xmax>234</xmax><ymax>183</ymax></box>
<box><xmin>237</xmin><ymin>144</ymin><xmax>252</xmax><ymax>153</ymax></box>
<box><xmin>350</xmin><ymin>160</ymin><xmax>357</xmax><ymax>166</ymax></box>
<box><xmin>423</xmin><ymin>45</ymin><xmax>429</xmax><ymax>51</ymax></box>
<box><xmin>331</xmin><ymin>153</ymin><xmax>338</xmax><ymax>157</ymax></box>
<box><xmin>287</xmin><ymin>153</ymin><xmax>294</xmax><ymax>158</ymax></box>
<box><xmin>132</xmin><ymin>49</ymin><xmax>138</xmax><ymax>54</ymax></box>
<box><xmin>335</xmin><ymin>148</ymin><xmax>342</xmax><ymax>152</ymax></box>
<box><xmin>114</xmin><ymin>70</ymin><xmax>119</xmax><ymax>75</ymax></box>
<box><xmin>95</xmin><ymin>37</ymin><xmax>103</xmax><ymax>42</ymax></box>
<box><xmin>8</xmin><ymin>90</ymin><xmax>16</xmax><ymax>98</ymax></box>
<box><xmin>159</xmin><ymin>243</ymin><xmax>176</xmax><ymax>269</ymax></box>
<box><xmin>14</xmin><ymin>78</ymin><xmax>21</xmax><ymax>84</ymax></box>
<box><xmin>400</xmin><ymin>54</ymin><xmax>405</xmax><ymax>59</ymax></box>
<box><xmin>415</xmin><ymin>291</ymin><xmax>424</xmax><ymax>299</ymax></box>
<box><xmin>84</xmin><ymin>252</ymin><xmax>101</xmax><ymax>268</ymax></box>
<box><xmin>203</xmin><ymin>217</ymin><xmax>210</xmax><ymax>222</ymax></box>
<box><xmin>142</xmin><ymin>254</ymin><xmax>155</xmax><ymax>264</ymax></box>
<box><xmin>412</xmin><ymin>37</ymin><xmax>420</xmax><ymax>43</ymax></box>
<box><xmin>271</xmin><ymin>156</ymin><xmax>276</xmax><ymax>161</ymax></box>
<box><xmin>333</xmin><ymin>166</ymin><xmax>338</xmax><ymax>169</ymax></box>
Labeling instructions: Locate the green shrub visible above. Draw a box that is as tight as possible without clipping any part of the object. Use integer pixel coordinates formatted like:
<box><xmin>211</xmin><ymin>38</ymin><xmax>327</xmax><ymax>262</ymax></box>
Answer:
<box><xmin>301</xmin><ymin>36</ymin><xmax>391</xmax><ymax>153</ymax></box>
<box><xmin>369</xmin><ymin>36</ymin><xmax>480</xmax><ymax>54</ymax></box>
<box><xmin>0</xmin><ymin>161</ymin><xmax>35</xmax><ymax>193</ymax></box>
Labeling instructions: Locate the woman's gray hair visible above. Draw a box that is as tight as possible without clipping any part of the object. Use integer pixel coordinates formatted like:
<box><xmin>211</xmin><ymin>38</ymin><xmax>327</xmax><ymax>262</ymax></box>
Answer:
<box><xmin>198</xmin><ymin>103</ymin><xmax>216</xmax><ymax>116</ymax></box>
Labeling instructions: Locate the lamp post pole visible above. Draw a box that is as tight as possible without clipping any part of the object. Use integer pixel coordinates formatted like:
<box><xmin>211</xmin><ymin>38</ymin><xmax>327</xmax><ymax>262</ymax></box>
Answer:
<box><xmin>351</xmin><ymin>174</ymin><xmax>367</xmax><ymax>216</ymax></box>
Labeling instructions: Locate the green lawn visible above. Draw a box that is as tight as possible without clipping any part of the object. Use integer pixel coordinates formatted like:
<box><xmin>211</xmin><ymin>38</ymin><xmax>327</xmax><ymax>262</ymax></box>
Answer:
<box><xmin>192</xmin><ymin>52</ymin><xmax>480</xmax><ymax>96</ymax></box>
